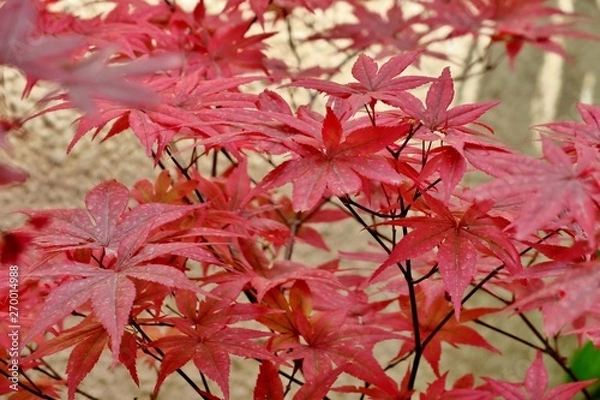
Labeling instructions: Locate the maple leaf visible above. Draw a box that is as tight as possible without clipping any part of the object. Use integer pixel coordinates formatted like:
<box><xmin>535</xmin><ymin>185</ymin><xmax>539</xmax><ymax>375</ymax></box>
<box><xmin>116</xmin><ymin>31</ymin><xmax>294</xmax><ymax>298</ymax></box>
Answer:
<box><xmin>288</xmin><ymin>52</ymin><xmax>430</xmax><ymax>110</ymax></box>
<box><xmin>537</xmin><ymin>103</ymin><xmax>600</xmax><ymax>149</ymax></box>
<box><xmin>293</xmin><ymin>365</ymin><xmax>347</xmax><ymax>400</ymax></box>
<box><xmin>376</xmin><ymin>194</ymin><xmax>521</xmax><ymax>318</ymax></box>
<box><xmin>203</xmin><ymin>22</ymin><xmax>274</xmax><ymax>76</ymax></box>
<box><xmin>484</xmin><ymin>351</ymin><xmax>594</xmax><ymax>400</ymax></box>
<box><xmin>23</xmin><ymin>180</ymin><xmax>212</xmax><ymax>362</ymax></box>
<box><xmin>335</xmin><ymin>368</ymin><xmax>414</xmax><ymax>399</ymax></box>
<box><xmin>309</xmin><ymin>4</ymin><xmax>431</xmax><ymax>59</ymax></box>
<box><xmin>254</xmin><ymin>360</ymin><xmax>284</xmax><ymax>400</ymax></box>
<box><xmin>152</xmin><ymin>289</ymin><xmax>278</xmax><ymax>400</ymax></box>
<box><xmin>257</xmin><ymin>107</ymin><xmax>409</xmax><ymax>211</ymax></box>
<box><xmin>67</xmin><ymin>72</ymin><xmax>256</xmax><ymax>158</ymax></box>
<box><xmin>258</xmin><ymin>281</ymin><xmax>311</xmax><ymax>352</ymax></box>
<box><xmin>418</xmin><ymin>145</ymin><xmax>467</xmax><ymax>202</ymax></box>
<box><xmin>25</xmin><ymin>180</ymin><xmax>212</xmax><ymax>255</ymax></box>
<box><xmin>288</xmin><ymin>308</ymin><xmax>399</xmax><ymax>393</ymax></box>
<box><xmin>0</xmin><ymin>0</ymin><xmax>178</xmax><ymax>113</ymax></box>
<box><xmin>467</xmin><ymin>138</ymin><xmax>600</xmax><ymax>247</ymax></box>
<box><xmin>132</xmin><ymin>170</ymin><xmax>198</xmax><ymax>205</ymax></box>
<box><xmin>23</xmin><ymin>317</ymin><xmax>138</xmax><ymax>400</ymax></box>
<box><xmin>374</xmin><ymin>287</ymin><xmax>499</xmax><ymax>375</ymax></box>
<box><xmin>259</xmin><ymin>281</ymin><xmax>398</xmax><ymax>393</ymax></box>
<box><xmin>0</xmin><ymin>163</ymin><xmax>27</xmax><ymax>186</ymax></box>
<box><xmin>69</xmin><ymin>1</ymin><xmax>170</xmax><ymax>59</ymax></box>
<box><xmin>511</xmin><ymin>260</ymin><xmax>600</xmax><ymax>337</ymax></box>
<box><xmin>24</xmin><ymin>255</ymin><xmax>202</xmax><ymax>365</ymax></box>
<box><xmin>391</xmin><ymin>67</ymin><xmax>498</xmax><ymax>143</ymax></box>
<box><xmin>420</xmin><ymin>372</ymin><xmax>490</xmax><ymax>400</ymax></box>
<box><xmin>161</xmin><ymin>3</ymin><xmax>275</xmax><ymax>78</ymax></box>
<box><xmin>419</xmin><ymin>0</ymin><xmax>589</xmax><ymax>66</ymax></box>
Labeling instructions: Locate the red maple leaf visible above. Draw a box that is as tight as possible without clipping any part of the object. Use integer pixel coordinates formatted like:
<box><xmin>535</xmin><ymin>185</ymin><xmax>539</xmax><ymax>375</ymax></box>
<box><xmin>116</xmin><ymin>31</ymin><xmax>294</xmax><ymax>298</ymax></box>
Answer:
<box><xmin>253</xmin><ymin>360</ymin><xmax>284</xmax><ymax>400</ymax></box>
<box><xmin>23</xmin><ymin>180</ymin><xmax>213</xmax><ymax>362</ymax></box>
<box><xmin>467</xmin><ymin>138</ymin><xmax>600</xmax><ymax>247</ymax></box>
<box><xmin>288</xmin><ymin>52</ymin><xmax>430</xmax><ymax>110</ymax></box>
<box><xmin>259</xmin><ymin>281</ymin><xmax>398</xmax><ymax>394</ymax></box>
<box><xmin>67</xmin><ymin>72</ymin><xmax>256</xmax><ymax>158</ymax></box>
<box><xmin>375</xmin><ymin>287</ymin><xmax>499</xmax><ymax>375</ymax></box>
<box><xmin>132</xmin><ymin>170</ymin><xmax>199</xmax><ymax>205</ymax></box>
<box><xmin>418</xmin><ymin>145</ymin><xmax>467</xmax><ymax>202</ymax></box>
<box><xmin>151</xmin><ymin>288</ymin><xmax>278</xmax><ymax>400</ymax></box>
<box><xmin>419</xmin><ymin>0</ymin><xmax>589</xmax><ymax>66</ymax></box>
<box><xmin>391</xmin><ymin>67</ymin><xmax>498</xmax><ymax>142</ymax></box>
<box><xmin>0</xmin><ymin>162</ymin><xmax>27</xmax><ymax>186</ymax></box>
<box><xmin>309</xmin><ymin>4</ymin><xmax>431</xmax><ymax>59</ymax></box>
<box><xmin>257</xmin><ymin>107</ymin><xmax>409</xmax><ymax>210</ymax></box>
<box><xmin>25</xmin><ymin>180</ymin><xmax>212</xmax><ymax>254</ymax></box>
<box><xmin>23</xmin><ymin>316</ymin><xmax>138</xmax><ymax>400</ymax></box>
<box><xmin>483</xmin><ymin>351</ymin><xmax>593</xmax><ymax>400</ymax></box>
<box><xmin>537</xmin><ymin>103</ymin><xmax>600</xmax><ymax>149</ymax></box>
<box><xmin>376</xmin><ymin>194</ymin><xmax>521</xmax><ymax>317</ymax></box>
<box><xmin>0</xmin><ymin>0</ymin><xmax>177</xmax><ymax>113</ymax></box>
<box><xmin>511</xmin><ymin>260</ymin><xmax>600</xmax><ymax>337</ymax></box>
<box><xmin>160</xmin><ymin>2</ymin><xmax>274</xmax><ymax>78</ymax></box>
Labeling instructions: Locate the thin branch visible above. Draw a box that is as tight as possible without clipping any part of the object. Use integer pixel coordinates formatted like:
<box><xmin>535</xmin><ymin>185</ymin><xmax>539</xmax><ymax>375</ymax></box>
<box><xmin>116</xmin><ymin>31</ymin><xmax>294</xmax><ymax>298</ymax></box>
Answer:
<box><xmin>163</xmin><ymin>146</ymin><xmax>205</xmax><ymax>203</ymax></box>
<box><xmin>131</xmin><ymin>320</ymin><xmax>209</xmax><ymax>400</ymax></box>
<box><xmin>474</xmin><ymin>319</ymin><xmax>544</xmax><ymax>350</ymax></box>
<box><xmin>413</xmin><ymin>263</ymin><xmax>439</xmax><ymax>284</ymax></box>
<box><xmin>343</xmin><ymin>197</ymin><xmax>401</xmax><ymax>219</ymax></box>
<box><xmin>0</xmin><ymin>367</ymin><xmax>56</xmax><ymax>400</ymax></box>
<box><xmin>421</xmin><ymin>264</ymin><xmax>504</xmax><ymax>349</ymax></box>
<box><xmin>285</xmin><ymin>12</ymin><xmax>302</xmax><ymax>67</ymax></box>
<box><xmin>339</xmin><ymin>197</ymin><xmax>395</xmax><ymax>257</ymax></box>
<box><xmin>339</xmin><ymin>196</ymin><xmax>395</xmax><ymax>244</ymax></box>
<box><xmin>284</xmin><ymin>213</ymin><xmax>302</xmax><ymax>260</ymax></box>
<box><xmin>405</xmin><ymin>259</ymin><xmax>422</xmax><ymax>390</ymax></box>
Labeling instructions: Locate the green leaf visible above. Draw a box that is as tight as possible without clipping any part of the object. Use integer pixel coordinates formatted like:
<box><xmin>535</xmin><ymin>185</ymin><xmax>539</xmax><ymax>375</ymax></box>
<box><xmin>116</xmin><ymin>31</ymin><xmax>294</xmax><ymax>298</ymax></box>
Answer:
<box><xmin>569</xmin><ymin>341</ymin><xmax>600</xmax><ymax>398</ymax></box>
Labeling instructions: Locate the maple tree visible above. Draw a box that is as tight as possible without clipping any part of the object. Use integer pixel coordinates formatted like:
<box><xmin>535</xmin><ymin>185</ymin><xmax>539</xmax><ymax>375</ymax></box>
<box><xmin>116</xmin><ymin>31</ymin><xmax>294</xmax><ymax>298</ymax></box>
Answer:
<box><xmin>0</xmin><ymin>0</ymin><xmax>599</xmax><ymax>399</ymax></box>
